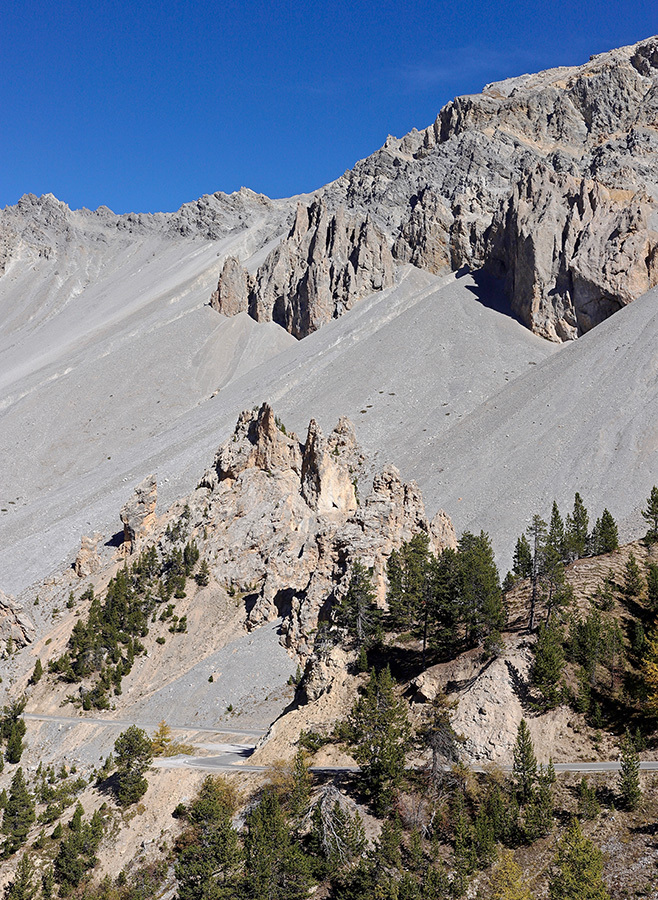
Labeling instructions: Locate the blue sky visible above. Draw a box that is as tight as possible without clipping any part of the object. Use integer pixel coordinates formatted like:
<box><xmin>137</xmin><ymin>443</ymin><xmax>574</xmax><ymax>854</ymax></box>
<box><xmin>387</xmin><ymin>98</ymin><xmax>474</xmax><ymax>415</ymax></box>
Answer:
<box><xmin>1</xmin><ymin>1</ymin><xmax>657</xmax><ymax>213</ymax></box>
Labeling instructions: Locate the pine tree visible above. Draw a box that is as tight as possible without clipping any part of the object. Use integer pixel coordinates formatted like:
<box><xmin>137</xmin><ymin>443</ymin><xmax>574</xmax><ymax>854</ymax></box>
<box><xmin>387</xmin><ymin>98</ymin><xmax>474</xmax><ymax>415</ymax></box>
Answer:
<box><xmin>490</xmin><ymin>850</ymin><xmax>534</xmax><ymax>900</ymax></box>
<box><xmin>623</xmin><ymin>553</ymin><xmax>644</xmax><ymax>597</ymax></box>
<box><xmin>565</xmin><ymin>493</ymin><xmax>589</xmax><ymax>561</ymax></box>
<box><xmin>386</xmin><ymin>533</ymin><xmax>431</xmax><ymax>630</ymax></box>
<box><xmin>1</xmin><ymin>769</ymin><xmax>35</xmax><ymax>857</ymax></box>
<box><xmin>577</xmin><ymin>778</ymin><xmax>600</xmax><ymax>820</ymax></box>
<box><xmin>618</xmin><ymin>729</ymin><xmax>641</xmax><ymax>810</ymax></box>
<box><xmin>647</xmin><ymin>564</ymin><xmax>658</xmax><ymax>611</ymax></box>
<box><xmin>592</xmin><ymin>509</ymin><xmax>618</xmax><ymax>555</ymax></box>
<box><xmin>29</xmin><ymin>660</ymin><xmax>42</xmax><ymax>686</ymax></box>
<box><xmin>335</xmin><ymin>560</ymin><xmax>380</xmax><ymax>650</ymax></box>
<box><xmin>548</xmin><ymin>501</ymin><xmax>566</xmax><ymax>561</ymax></box>
<box><xmin>175</xmin><ymin>776</ymin><xmax>242</xmax><ymax>900</ymax></box>
<box><xmin>512</xmin><ymin>719</ymin><xmax>537</xmax><ymax>804</ymax></box>
<box><xmin>113</xmin><ymin>725</ymin><xmax>152</xmax><ymax>807</ymax></box>
<box><xmin>458</xmin><ymin>531</ymin><xmax>505</xmax><ymax>647</ymax></box>
<box><xmin>513</xmin><ymin>535</ymin><xmax>533</xmax><ymax>579</ymax></box>
<box><xmin>548</xmin><ymin>818</ymin><xmax>610</xmax><ymax>900</ymax></box>
<box><xmin>526</xmin><ymin>516</ymin><xmax>547</xmax><ymax>631</ymax></box>
<box><xmin>3</xmin><ymin>853</ymin><xmax>35</xmax><ymax>900</ymax></box>
<box><xmin>194</xmin><ymin>559</ymin><xmax>210</xmax><ymax>587</ymax></box>
<box><xmin>345</xmin><ymin>666</ymin><xmax>411</xmax><ymax>814</ymax></box>
<box><xmin>641</xmin><ymin>485</ymin><xmax>658</xmax><ymax>543</ymax></box>
<box><xmin>5</xmin><ymin>721</ymin><xmax>25</xmax><ymax>765</ymax></box>
<box><xmin>243</xmin><ymin>788</ymin><xmax>311</xmax><ymax>900</ymax></box>
<box><xmin>530</xmin><ymin>622</ymin><xmax>564</xmax><ymax>709</ymax></box>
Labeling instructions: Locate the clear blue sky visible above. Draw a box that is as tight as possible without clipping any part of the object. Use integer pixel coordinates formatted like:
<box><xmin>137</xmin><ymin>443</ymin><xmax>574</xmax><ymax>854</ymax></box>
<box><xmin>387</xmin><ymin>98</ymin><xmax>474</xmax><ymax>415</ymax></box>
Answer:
<box><xmin>1</xmin><ymin>1</ymin><xmax>656</xmax><ymax>213</ymax></box>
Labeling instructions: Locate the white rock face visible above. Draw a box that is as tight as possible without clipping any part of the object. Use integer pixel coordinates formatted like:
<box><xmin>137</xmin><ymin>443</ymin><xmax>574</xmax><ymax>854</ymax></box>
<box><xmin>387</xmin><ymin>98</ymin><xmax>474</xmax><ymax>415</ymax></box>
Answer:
<box><xmin>120</xmin><ymin>475</ymin><xmax>157</xmax><ymax>553</ymax></box>
<box><xmin>0</xmin><ymin>590</ymin><xmax>34</xmax><ymax>648</ymax></box>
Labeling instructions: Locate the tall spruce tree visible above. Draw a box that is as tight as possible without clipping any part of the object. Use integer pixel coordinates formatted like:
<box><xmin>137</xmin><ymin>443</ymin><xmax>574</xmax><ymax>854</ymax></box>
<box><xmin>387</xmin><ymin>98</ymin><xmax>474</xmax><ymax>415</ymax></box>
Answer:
<box><xmin>458</xmin><ymin>531</ymin><xmax>505</xmax><ymax>648</ymax></box>
<box><xmin>530</xmin><ymin>622</ymin><xmax>565</xmax><ymax>709</ymax></box>
<box><xmin>592</xmin><ymin>509</ymin><xmax>619</xmax><ymax>555</ymax></box>
<box><xmin>513</xmin><ymin>535</ymin><xmax>533</xmax><ymax>579</ymax></box>
<box><xmin>1</xmin><ymin>769</ymin><xmax>35</xmax><ymax>857</ymax></box>
<box><xmin>512</xmin><ymin>719</ymin><xmax>537</xmax><ymax>804</ymax></box>
<box><xmin>618</xmin><ymin>729</ymin><xmax>642</xmax><ymax>810</ymax></box>
<box><xmin>526</xmin><ymin>516</ymin><xmax>547</xmax><ymax>631</ymax></box>
<box><xmin>345</xmin><ymin>666</ymin><xmax>411</xmax><ymax>814</ymax></box>
<box><xmin>548</xmin><ymin>818</ymin><xmax>610</xmax><ymax>900</ymax></box>
<box><xmin>641</xmin><ymin>485</ymin><xmax>658</xmax><ymax>543</ymax></box>
<box><xmin>547</xmin><ymin>501</ymin><xmax>566</xmax><ymax>561</ymax></box>
<box><xmin>565</xmin><ymin>493</ymin><xmax>589</xmax><ymax>561</ymax></box>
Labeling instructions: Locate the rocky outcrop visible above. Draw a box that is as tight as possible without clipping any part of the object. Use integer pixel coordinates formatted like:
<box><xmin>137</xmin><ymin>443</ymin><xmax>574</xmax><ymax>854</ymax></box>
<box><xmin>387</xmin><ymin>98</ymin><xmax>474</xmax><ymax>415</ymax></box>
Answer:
<box><xmin>74</xmin><ymin>532</ymin><xmax>103</xmax><ymax>577</ymax></box>
<box><xmin>321</xmin><ymin>35</ymin><xmax>658</xmax><ymax>340</ymax></box>
<box><xmin>190</xmin><ymin>404</ymin><xmax>456</xmax><ymax>653</ymax></box>
<box><xmin>0</xmin><ymin>590</ymin><xmax>35</xmax><ymax>648</ymax></box>
<box><xmin>120</xmin><ymin>475</ymin><xmax>157</xmax><ymax>554</ymax></box>
<box><xmin>486</xmin><ymin>165</ymin><xmax>658</xmax><ymax>340</ymax></box>
<box><xmin>211</xmin><ymin>200</ymin><xmax>395</xmax><ymax>338</ymax></box>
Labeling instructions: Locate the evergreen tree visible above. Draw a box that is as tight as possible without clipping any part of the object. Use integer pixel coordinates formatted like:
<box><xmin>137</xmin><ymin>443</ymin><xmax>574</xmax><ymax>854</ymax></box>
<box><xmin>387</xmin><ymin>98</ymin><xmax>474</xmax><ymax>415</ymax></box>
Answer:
<box><xmin>243</xmin><ymin>788</ymin><xmax>311</xmax><ymax>900</ymax></box>
<box><xmin>647</xmin><ymin>564</ymin><xmax>658</xmax><ymax>611</ymax></box>
<box><xmin>458</xmin><ymin>531</ymin><xmax>505</xmax><ymax>647</ymax></box>
<box><xmin>618</xmin><ymin>729</ymin><xmax>642</xmax><ymax>810</ymax></box>
<box><xmin>53</xmin><ymin>803</ymin><xmax>104</xmax><ymax>890</ymax></box>
<box><xmin>175</xmin><ymin>776</ymin><xmax>242</xmax><ymax>900</ymax></box>
<box><xmin>1</xmin><ymin>769</ymin><xmax>35</xmax><ymax>857</ymax></box>
<box><xmin>577</xmin><ymin>778</ymin><xmax>600</xmax><ymax>820</ymax></box>
<box><xmin>309</xmin><ymin>793</ymin><xmax>366</xmax><ymax>874</ymax></box>
<box><xmin>548</xmin><ymin>819</ymin><xmax>610</xmax><ymax>900</ymax></box>
<box><xmin>547</xmin><ymin>501</ymin><xmax>566</xmax><ymax>561</ymax></box>
<box><xmin>513</xmin><ymin>535</ymin><xmax>532</xmax><ymax>579</ymax></box>
<box><xmin>29</xmin><ymin>660</ymin><xmax>42</xmax><ymax>686</ymax></box>
<box><xmin>592</xmin><ymin>510</ymin><xmax>618</xmax><ymax>555</ymax></box>
<box><xmin>526</xmin><ymin>516</ymin><xmax>547</xmax><ymax>631</ymax></box>
<box><xmin>195</xmin><ymin>559</ymin><xmax>211</xmax><ymax>587</ymax></box>
<box><xmin>41</xmin><ymin>868</ymin><xmax>54</xmax><ymax>900</ymax></box>
<box><xmin>490</xmin><ymin>850</ymin><xmax>533</xmax><ymax>900</ymax></box>
<box><xmin>643</xmin><ymin>632</ymin><xmax>658</xmax><ymax>716</ymax></box>
<box><xmin>335</xmin><ymin>560</ymin><xmax>380</xmax><ymax>651</ymax></box>
<box><xmin>524</xmin><ymin>762</ymin><xmax>555</xmax><ymax>841</ymax></box>
<box><xmin>641</xmin><ymin>485</ymin><xmax>658</xmax><ymax>543</ymax></box>
<box><xmin>113</xmin><ymin>725</ymin><xmax>153</xmax><ymax>807</ymax></box>
<box><xmin>345</xmin><ymin>666</ymin><xmax>411</xmax><ymax>814</ymax></box>
<box><xmin>5</xmin><ymin>722</ymin><xmax>25</xmax><ymax>765</ymax></box>
<box><xmin>386</xmin><ymin>533</ymin><xmax>431</xmax><ymax>630</ymax></box>
<box><xmin>623</xmin><ymin>553</ymin><xmax>644</xmax><ymax>597</ymax></box>
<box><xmin>530</xmin><ymin>622</ymin><xmax>564</xmax><ymax>709</ymax></box>
<box><xmin>3</xmin><ymin>854</ymin><xmax>35</xmax><ymax>900</ymax></box>
<box><xmin>512</xmin><ymin>720</ymin><xmax>537</xmax><ymax>804</ymax></box>
<box><xmin>565</xmin><ymin>493</ymin><xmax>589</xmax><ymax>561</ymax></box>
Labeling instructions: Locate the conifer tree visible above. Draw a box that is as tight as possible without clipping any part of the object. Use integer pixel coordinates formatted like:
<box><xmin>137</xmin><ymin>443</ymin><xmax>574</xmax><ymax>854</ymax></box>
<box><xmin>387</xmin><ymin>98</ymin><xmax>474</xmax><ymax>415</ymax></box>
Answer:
<box><xmin>513</xmin><ymin>535</ymin><xmax>533</xmax><ymax>578</ymax></box>
<box><xmin>335</xmin><ymin>560</ymin><xmax>380</xmax><ymax>651</ymax></box>
<box><xmin>345</xmin><ymin>666</ymin><xmax>411</xmax><ymax>814</ymax></box>
<box><xmin>243</xmin><ymin>788</ymin><xmax>311</xmax><ymax>900</ymax></box>
<box><xmin>623</xmin><ymin>553</ymin><xmax>644</xmax><ymax>597</ymax></box>
<box><xmin>577</xmin><ymin>778</ymin><xmax>600</xmax><ymax>820</ymax></box>
<box><xmin>565</xmin><ymin>493</ymin><xmax>589</xmax><ymax>561</ymax></box>
<box><xmin>618</xmin><ymin>729</ymin><xmax>642</xmax><ymax>810</ymax></box>
<box><xmin>641</xmin><ymin>485</ymin><xmax>658</xmax><ymax>543</ymax></box>
<box><xmin>113</xmin><ymin>725</ymin><xmax>152</xmax><ymax>807</ymax></box>
<box><xmin>175</xmin><ymin>776</ymin><xmax>242</xmax><ymax>900</ymax></box>
<box><xmin>647</xmin><ymin>564</ymin><xmax>658</xmax><ymax>611</ymax></box>
<box><xmin>530</xmin><ymin>622</ymin><xmax>564</xmax><ymax>709</ymax></box>
<box><xmin>548</xmin><ymin>501</ymin><xmax>566</xmax><ymax>561</ymax></box>
<box><xmin>512</xmin><ymin>720</ymin><xmax>537</xmax><ymax>804</ymax></box>
<box><xmin>29</xmin><ymin>660</ymin><xmax>42</xmax><ymax>686</ymax></box>
<box><xmin>490</xmin><ymin>850</ymin><xmax>534</xmax><ymax>900</ymax></box>
<box><xmin>592</xmin><ymin>509</ymin><xmax>618</xmax><ymax>555</ymax></box>
<box><xmin>1</xmin><ymin>768</ymin><xmax>35</xmax><ymax>857</ymax></box>
<box><xmin>526</xmin><ymin>516</ymin><xmax>547</xmax><ymax>630</ymax></box>
<box><xmin>548</xmin><ymin>818</ymin><xmax>610</xmax><ymax>900</ymax></box>
<box><xmin>3</xmin><ymin>853</ymin><xmax>35</xmax><ymax>900</ymax></box>
<box><xmin>151</xmin><ymin>720</ymin><xmax>174</xmax><ymax>757</ymax></box>
<box><xmin>458</xmin><ymin>531</ymin><xmax>505</xmax><ymax>647</ymax></box>
<box><xmin>195</xmin><ymin>559</ymin><xmax>210</xmax><ymax>587</ymax></box>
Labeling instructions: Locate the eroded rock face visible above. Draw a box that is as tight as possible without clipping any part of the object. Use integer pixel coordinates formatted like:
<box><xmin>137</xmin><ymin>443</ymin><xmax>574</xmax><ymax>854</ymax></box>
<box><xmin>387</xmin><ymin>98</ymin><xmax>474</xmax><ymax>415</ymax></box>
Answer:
<box><xmin>120</xmin><ymin>475</ymin><xmax>157</xmax><ymax>554</ymax></box>
<box><xmin>321</xmin><ymin>35</ymin><xmax>658</xmax><ymax>340</ymax></box>
<box><xmin>190</xmin><ymin>404</ymin><xmax>456</xmax><ymax>653</ymax></box>
<box><xmin>74</xmin><ymin>533</ymin><xmax>103</xmax><ymax>578</ymax></box>
<box><xmin>210</xmin><ymin>200</ymin><xmax>395</xmax><ymax>338</ymax></box>
<box><xmin>0</xmin><ymin>590</ymin><xmax>35</xmax><ymax>648</ymax></box>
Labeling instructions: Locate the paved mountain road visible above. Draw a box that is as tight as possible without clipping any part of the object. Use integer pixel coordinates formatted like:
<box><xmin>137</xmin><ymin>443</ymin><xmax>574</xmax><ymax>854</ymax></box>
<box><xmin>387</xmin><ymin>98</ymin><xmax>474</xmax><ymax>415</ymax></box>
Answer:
<box><xmin>26</xmin><ymin>713</ymin><xmax>658</xmax><ymax>776</ymax></box>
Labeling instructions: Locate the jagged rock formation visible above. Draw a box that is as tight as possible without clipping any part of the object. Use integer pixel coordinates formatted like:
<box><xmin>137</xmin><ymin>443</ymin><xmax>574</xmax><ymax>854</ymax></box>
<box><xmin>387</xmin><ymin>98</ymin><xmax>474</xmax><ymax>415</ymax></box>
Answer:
<box><xmin>195</xmin><ymin>403</ymin><xmax>455</xmax><ymax>652</ymax></box>
<box><xmin>0</xmin><ymin>590</ymin><xmax>34</xmax><ymax>648</ymax></box>
<box><xmin>120</xmin><ymin>475</ymin><xmax>157</xmax><ymax>554</ymax></box>
<box><xmin>322</xmin><ymin>35</ymin><xmax>658</xmax><ymax>340</ymax></box>
<box><xmin>74</xmin><ymin>533</ymin><xmax>103</xmax><ymax>577</ymax></box>
<box><xmin>211</xmin><ymin>200</ymin><xmax>395</xmax><ymax>338</ymax></box>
